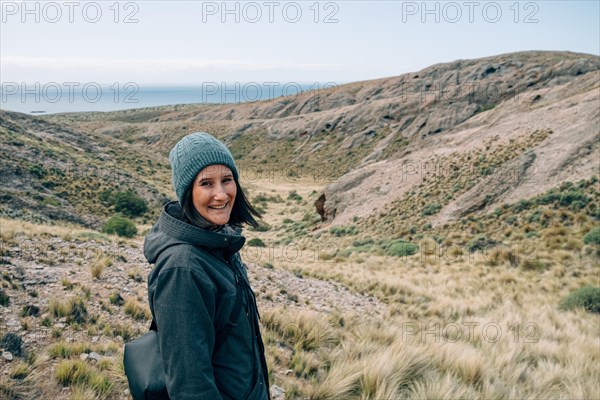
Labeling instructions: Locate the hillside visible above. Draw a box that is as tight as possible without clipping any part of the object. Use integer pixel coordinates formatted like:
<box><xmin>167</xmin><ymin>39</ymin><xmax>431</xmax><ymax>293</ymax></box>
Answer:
<box><xmin>1</xmin><ymin>51</ymin><xmax>599</xmax><ymax>399</ymax></box>
<box><xmin>11</xmin><ymin>50</ymin><xmax>596</xmax><ymax>233</ymax></box>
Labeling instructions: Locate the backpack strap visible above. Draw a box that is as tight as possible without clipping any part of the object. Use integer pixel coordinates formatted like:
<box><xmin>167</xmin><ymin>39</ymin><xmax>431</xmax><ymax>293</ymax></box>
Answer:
<box><xmin>214</xmin><ymin>273</ymin><xmax>244</xmax><ymax>355</ymax></box>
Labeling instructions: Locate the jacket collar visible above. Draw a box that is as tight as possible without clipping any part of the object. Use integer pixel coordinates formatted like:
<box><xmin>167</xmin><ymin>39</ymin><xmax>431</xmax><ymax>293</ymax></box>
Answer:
<box><xmin>158</xmin><ymin>201</ymin><xmax>245</xmax><ymax>253</ymax></box>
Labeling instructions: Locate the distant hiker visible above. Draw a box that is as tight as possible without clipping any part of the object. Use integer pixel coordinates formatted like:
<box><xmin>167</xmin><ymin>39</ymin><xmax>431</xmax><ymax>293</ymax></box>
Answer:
<box><xmin>143</xmin><ymin>132</ymin><xmax>270</xmax><ymax>399</ymax></box>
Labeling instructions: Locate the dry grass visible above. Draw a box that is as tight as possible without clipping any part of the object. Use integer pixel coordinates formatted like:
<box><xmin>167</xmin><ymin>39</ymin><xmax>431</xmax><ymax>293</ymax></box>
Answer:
<box><xmin>250</xmin><ymin>180</ymin><xmax>600</xmax><ymax>399</ymax></box>
<box><xmin>1</xmin><ymin>177</ymin><xmax>598</xmax><ymax>399</ymax></box>
<box><xmin>124</xmin><ymin>297</ymin><xmax>151</xmax><ymax>321</ymax></box>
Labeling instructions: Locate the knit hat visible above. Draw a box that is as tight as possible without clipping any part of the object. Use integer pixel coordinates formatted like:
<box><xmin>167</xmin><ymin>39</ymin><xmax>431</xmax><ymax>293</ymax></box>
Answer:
<box><xmin>168</xmin><ymin>132</ymin><xmax>239</xmax><ymax>203</ymax></box>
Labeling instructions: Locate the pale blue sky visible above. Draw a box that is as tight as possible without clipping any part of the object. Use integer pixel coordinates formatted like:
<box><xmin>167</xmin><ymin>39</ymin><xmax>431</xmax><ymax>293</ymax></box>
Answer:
<box><xmin>1</xmin><ymin>1</ymin><xmax>599</xmax><ymax>85</ymax></box>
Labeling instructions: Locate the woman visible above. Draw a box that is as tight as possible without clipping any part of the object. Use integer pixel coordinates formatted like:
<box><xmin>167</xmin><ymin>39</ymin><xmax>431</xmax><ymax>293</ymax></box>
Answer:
<box><xmin>143</xmin><ymin>132</ymin><xmax>270</xmax><ymax>399</ymax></box>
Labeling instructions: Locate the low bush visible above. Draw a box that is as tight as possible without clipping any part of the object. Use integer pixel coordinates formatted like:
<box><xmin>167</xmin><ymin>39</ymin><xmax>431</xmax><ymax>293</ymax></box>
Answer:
<box><xmin>112</xmin><ymin>190</ymin><xmax>148</xmax><ymax>217</ymax></box>
<box><xmin>583</xmin><ymin>227</ymin><xmax>600</xmax><ymax>246</ymax></box>
<box><xmin>0</xmin><ymin>333</ymin><xmax>23</xmax><ymax>357</ymax></box>
<box><xmin>249</xmin><ymin>221</ymin><xmax>270</xmax><ymax>232</ymax></box>
<box><xmin>465</xmin><ymin>236</ymin><xmax>497</xmax><ymax>253</ymax></box>
<box><xmin>102</xmin><ymin>216</ymin><xmax>137</xmax><ymax>238</ymax></box>
<box><xmin>287</xmin><ymin>191</ymin><xmax>303</xmax><ymax>202</ymax></box>
<box><xmin>329</xmin><ymin>225</ymin><xmax>358</xmax><ymax>237</ymax></box>
<box><xmin>0</xmin><ymin>288</ymin><xmax>9</xmax><ymax>306</ymax></box>
<box><xmin>559</xmin><ymin>286</ymin><xmax>600</xmax><ymax>313</ymax></box>
<box><xmin>386</xmin><ymin>240</ymin><xmax>419</xmax><ymax>257</ymax></box>
<box><xmin>248</xmin><ymin>238</ymin><xmax>266</xmax><ymax>247</ymax></box>
<box><xmin>421</xmin><ymin>203</ymin><xmax>442</xmax><ymax>216</ymax></box>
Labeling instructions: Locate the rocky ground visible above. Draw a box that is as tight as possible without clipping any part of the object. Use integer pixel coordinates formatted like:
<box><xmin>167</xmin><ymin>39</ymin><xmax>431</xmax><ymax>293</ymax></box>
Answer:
<box><xmin>0</xmin><ymin>232</ymin><xmax>386</xmax><ymax>399</ymax></box>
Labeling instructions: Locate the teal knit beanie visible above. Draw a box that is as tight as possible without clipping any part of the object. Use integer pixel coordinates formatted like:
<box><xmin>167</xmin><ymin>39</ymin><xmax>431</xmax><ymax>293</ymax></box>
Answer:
<box><xmin>168</xmin><ymin>132</ymin><xmax>239</xmax><ymax>203</ymax></box>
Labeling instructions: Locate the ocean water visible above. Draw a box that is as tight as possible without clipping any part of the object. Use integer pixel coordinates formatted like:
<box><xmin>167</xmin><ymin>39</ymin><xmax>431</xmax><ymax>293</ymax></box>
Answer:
<box><xmin>0</xmin><ymin>82</ymin><xmax>335</xmax><ymax>115</ymax></box>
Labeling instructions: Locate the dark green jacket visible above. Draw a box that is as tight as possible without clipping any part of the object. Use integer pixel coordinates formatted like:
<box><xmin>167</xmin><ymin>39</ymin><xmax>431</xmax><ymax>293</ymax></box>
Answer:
<box><xmin>144</xmin><ymin>201</ymin><xmax>270</xmax><ymax>400</ymax></box>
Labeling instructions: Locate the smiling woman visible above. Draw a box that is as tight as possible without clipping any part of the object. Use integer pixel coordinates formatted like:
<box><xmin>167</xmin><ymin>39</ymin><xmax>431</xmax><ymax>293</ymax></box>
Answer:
<box><xmin>186</xmin><ymin>164</ymin><xmax>238</xmax><ymax>227</ymax></box>
<box><xmin>138</xmin><ymin>132</ymin><xmax>270</xmax><ymax>399</ymax></box>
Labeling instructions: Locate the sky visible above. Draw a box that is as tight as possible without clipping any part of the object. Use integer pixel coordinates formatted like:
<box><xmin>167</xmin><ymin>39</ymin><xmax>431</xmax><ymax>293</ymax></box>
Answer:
<box><xmin>1</xmin><ymin>1</ymin><xmax>599</xmax><ymax>86</ymax></box>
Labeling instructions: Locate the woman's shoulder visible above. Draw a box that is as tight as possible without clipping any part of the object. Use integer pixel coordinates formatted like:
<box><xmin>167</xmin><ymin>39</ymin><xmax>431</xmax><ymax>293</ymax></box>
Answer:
<box><xmin>155</xmin><ymin>242</ymin><xmax>219</xmax><ymax>272</ymax></box>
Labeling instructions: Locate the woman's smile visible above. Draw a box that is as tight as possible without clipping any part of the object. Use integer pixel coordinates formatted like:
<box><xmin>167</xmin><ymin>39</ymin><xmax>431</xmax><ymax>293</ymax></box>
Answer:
<box><xmin>208</xmin><ymin>201</ymin><xmax>229</xmax><ymax>210</ymax></box>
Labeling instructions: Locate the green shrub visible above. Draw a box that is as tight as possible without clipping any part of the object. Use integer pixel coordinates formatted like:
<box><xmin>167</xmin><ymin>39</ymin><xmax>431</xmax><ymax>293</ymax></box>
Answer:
<box><xmin>329</xmin><ymin>225</ymin><xmax>358</xmax><ymax>237</ymax></box>
<box><xmin>536</xmin><ymin>189</ymin><xmax>561</xmax><ymax>205</ymax></box>
<box><xmin>99</xmin><ymin>189</ymin><xmax>113</xmax><ymax>204</ymax></box>
<box><xmin>0</xmin><ymin>333</ymin><xmax>23</xmax><ymax>357</ymax></box>
<box><xmin>535</xmin><ymin>186</ymin><xmax>590</xmax><ymax>211</ymax></box>
<box><xmin>247</xmin><ymin>238</ymin><xmax>266</xmax><ymax>247</ymax></box>
<box><xmin>102</xmin><ymin>216</ymin><xmax>137</xmax><ymax>238</ymax></box>
<box><xmin>583</xmin><ymin>227</ymin><xmax>600</xmax><ymax>246</ymax></box>
<box><xmin>112</xmin><ymin>190</ymin><xmax>148</xmax><ymax>217</ymax></box>
<box><xmin>559</xmin><ymin>190</ymin><xmax>590</xmax><ymax>209</ymax></box>
<box><xmin>353</xmin><ymin>238</ymin><xmax>374</xmax><ymax>247</ymax></box>
<box><xmin>28</xmin><ymin>164</ymin><xmax>47</xmax><ymax>178</ymax></box>
<box><xmin>287</xmin><ymin>191</ymin><xmax>303</xmax><ymax>202</ymax></box>
<box><xmin>0</xmin><ymin>288</ymin><xmax>9</xmax><ymax>306</ymax></box>
<box><xmin>512</xmin><ymin>200</ymin><xmax>532</xmax><ymax>212</ymax></box>
<box><xmin>466</xmin><ymin>236</ymin><xmax>497</xmax><ymax>253</ymax></box>
<box><xmin>421</xmin><ymin>203</ymin><xmax>442</xmax><ymax>216</ymax></box>
<box><xmin>527</xmin><ymin>209</ymin><xmax>543</xmax><ymax>223</ymax></box>
<box><xmin>386</xmin><ymin>240</ymin><xmax>419</xmax><ymax>257</ymax></box>
<box><xmin>560</xmin><ymin>287</ymin><xmax>600</xmax><ymax>313</ymax></box>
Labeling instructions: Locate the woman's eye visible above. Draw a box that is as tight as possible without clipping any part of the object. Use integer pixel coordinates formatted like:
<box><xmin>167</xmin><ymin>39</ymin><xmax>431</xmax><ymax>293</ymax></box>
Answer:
<box><xmin>201</xmin><ymin>181</ymin><xmax>211</xmax><ymax>186</ymax></box>
<box><xmin>223</xmin><ymin>178</ymin><xmax>233</xmax><ymax>183</ymax></box>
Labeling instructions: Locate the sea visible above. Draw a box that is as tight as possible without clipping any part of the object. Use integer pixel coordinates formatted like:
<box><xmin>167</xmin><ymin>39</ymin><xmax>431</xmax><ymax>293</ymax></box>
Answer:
<box><xmin>0</xmin><ymin>82</ymin><xmax>336</xmax><ymax>115</ymax></box>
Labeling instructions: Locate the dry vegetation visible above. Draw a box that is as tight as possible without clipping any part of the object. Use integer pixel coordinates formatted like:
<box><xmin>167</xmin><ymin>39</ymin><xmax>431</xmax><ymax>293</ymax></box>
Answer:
<box><xmin>1</xmin><ymin>50</ymin><xmax>599</xmax><ymax>398</ymax></box>
<box><xmin>244</xmin><ymin>175</ymin><xmax>600</xmax><ymax>399</ymax></box>
<box><xmin>1</xmin><ymin>171</ymin><xmax>599</xmax><ymax>399</ymax></box>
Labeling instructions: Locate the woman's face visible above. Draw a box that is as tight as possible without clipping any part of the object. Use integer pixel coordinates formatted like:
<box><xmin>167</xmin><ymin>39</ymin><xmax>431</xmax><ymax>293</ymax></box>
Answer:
<box><xmin>191</xmin><ymin>165</ymin><xmax>237</xmax><ymax>225</ymax></box>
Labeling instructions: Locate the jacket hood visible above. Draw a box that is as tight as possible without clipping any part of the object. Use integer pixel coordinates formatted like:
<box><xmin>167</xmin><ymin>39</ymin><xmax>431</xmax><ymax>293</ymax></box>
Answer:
<box><xmin>143</xmin><ymin>200</ymin><xmax>246</xmax><ymax>264</ymax></box>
